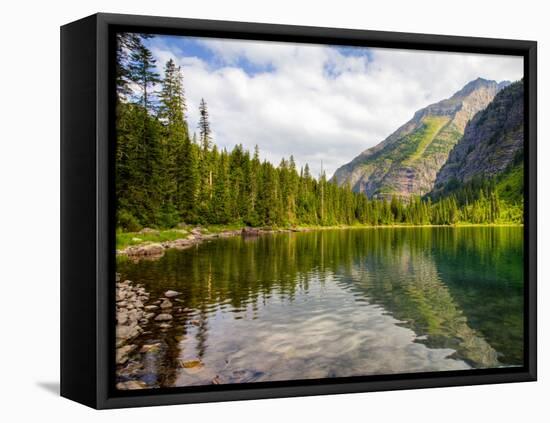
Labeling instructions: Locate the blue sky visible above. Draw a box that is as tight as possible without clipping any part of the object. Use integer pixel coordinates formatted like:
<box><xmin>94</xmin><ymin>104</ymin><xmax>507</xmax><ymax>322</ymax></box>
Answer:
<box><xmin>144</xmin><ymin>36</ymin><xmax>375</xmax><ymax>79</ymax></box>
<box><xmin>138</xmin><ymin>34</ymin><xmax>523</xmax><ymax>178</ymax></box>
<box><xmin>145</xmin><ymin>36</ymin><xmax>278</xmax><ymax>76</ymax></box>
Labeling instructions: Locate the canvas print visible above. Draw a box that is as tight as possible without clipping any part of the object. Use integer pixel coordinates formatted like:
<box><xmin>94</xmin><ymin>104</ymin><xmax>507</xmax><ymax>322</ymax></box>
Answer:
<box><xmin>114</xmin><ymin>32</ymin><xmax>525</xmax><ymax>391</ymax></box>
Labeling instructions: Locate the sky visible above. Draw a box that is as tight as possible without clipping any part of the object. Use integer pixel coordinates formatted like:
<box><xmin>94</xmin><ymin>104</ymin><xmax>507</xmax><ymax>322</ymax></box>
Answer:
<box><xmin>142</xmin><ymin>34</ymin><xmax>523</xmax><ymax>179</ymax></box>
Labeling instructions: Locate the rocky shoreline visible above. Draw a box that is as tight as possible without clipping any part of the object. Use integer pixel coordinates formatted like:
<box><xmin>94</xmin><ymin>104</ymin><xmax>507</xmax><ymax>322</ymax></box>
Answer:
<box><xmin>116</xmin><ymin>275</ymin><xmax>188</xmax><ymax>390</ymax></box>
<box><xmin>117</xmin><ymin>226</ymin><xmax>308</xmax><ymax>261</ymax></box>
<box><xmin>116</xmin><ymin>275</ymin><xmax>232</xmax><ymax>390</ymax></box>
<box><xmin>115</xmin><ymin>275</ymin><xmax>151</xmax><ymax>365</ymax></box>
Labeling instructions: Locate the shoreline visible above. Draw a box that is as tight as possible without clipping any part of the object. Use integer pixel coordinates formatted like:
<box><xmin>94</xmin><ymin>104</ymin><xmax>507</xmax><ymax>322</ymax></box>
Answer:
<box><xmin>117</xmin><ymin>223</ymin><xmax>523</xmax><ymax>260</ymax></box>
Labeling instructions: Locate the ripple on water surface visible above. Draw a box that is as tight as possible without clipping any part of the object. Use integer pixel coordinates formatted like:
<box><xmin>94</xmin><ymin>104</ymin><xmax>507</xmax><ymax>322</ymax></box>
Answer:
<box><xmin>116</xmin><ymin>227</ymin><xmax>524</xmax><ymax>388</ymax></box>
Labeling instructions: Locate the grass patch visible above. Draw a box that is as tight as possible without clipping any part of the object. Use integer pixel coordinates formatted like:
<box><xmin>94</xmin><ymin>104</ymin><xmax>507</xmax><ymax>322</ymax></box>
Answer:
<box><xmin>403</xmin><ymin>116</ymin><xmax>450</xmax><ymax>165</ymax></box>
<box><xmin>202</xmin><ymin>223</ymin><xmax>246</xmax><ymax>234</ymax></box>
<box><xmin>116</xmin><ymin>229</ymin><xmax>190</xmax><ymax>250</ymax></box>
<box><xmin>116</xmin><ymin>223</ymin><xmax>246</xmax><ymax>250</ymax></box>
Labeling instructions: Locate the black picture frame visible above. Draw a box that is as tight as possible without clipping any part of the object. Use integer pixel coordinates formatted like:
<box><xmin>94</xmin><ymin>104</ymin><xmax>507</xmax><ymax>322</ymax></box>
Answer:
<box><xmin>61</xmin><ymin>12</ymin><xmax>537</xmax><ymax>409</ymax></box>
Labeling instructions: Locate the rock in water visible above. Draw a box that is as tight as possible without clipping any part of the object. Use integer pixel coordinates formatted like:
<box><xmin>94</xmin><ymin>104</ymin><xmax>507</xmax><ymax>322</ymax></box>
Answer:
<box><xmin>154</xmin><ymin>313</ymin><xmax>173</xmax><ymax>321</ymax></box>
<box><xmin>139</xmin><ymin>343</ymin><xmax>161</xmax><ymax>353</ymax></box>
<box><xmin>164</xmin><ymin>290</ymin><xmax>180</xmax><ymax>298</ymax></box>
<box><xmin>179</xmin><ymin>359</ymin><xmax>204</xmax><ymax>374</ymax></box>
<box><xmin>126</xmin><ymin>243</ymin><xmax>164</xmax><ymax>257</ymax></box>
<box><xmin>116</xmin><ymin>380</ymin><xmax>146</xmax><ymax>390</ymax></box>
<box><xmin>116</xmin><ymin>344</ymin><xmax>136</xmax><ymax>364</ymax></box>
<box><xmin>116</xmin><ymin>311</ymin><xmax>128</xmax><ymax>325</ymax></box>
<box><xmin>160</xmin><ymin>299</ymin><xmax>173</xmax><ymax>309</ymax></box>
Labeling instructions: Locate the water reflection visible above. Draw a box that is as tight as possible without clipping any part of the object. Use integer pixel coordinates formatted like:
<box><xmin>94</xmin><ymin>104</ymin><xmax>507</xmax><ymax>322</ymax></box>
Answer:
<box><xmin>117</xmin><ymin>227</ymin><xmax>523</xmax><ymax>388</ymax></box>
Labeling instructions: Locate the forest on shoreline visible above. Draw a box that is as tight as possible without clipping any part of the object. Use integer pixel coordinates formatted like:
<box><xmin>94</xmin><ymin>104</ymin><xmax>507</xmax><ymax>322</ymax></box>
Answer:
<box><xmin>115</xmin><ymin>33</ymin><xmax>523</xmax><ymax>233</ymax></box>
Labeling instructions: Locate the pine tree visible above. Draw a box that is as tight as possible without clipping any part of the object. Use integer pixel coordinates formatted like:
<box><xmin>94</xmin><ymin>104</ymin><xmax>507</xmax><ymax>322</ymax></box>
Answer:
<box><xmin>157</xmin><ymin>59</ymin><xmax>190</xmax><ymax>226</ymax></box>
<box><xmin>126</xmin><ymin>38</ymin><xmax>162</xmax><ymax>224</ymax></box>
<box><xmin>177</xmin><ymin>137</ymin><xmax>199</xmax><ymax>223</ymax></box>
<box><xmin>115</xmin><ymin>33</ymin><xmax>141</xmax><ymax>101</ymax></box>
<box><xmin>128</xmin><ymin>41</ymin><xmax>161</xmax><ymax>110</ymax></box>
<box><xmin>198</xmin><ymin>98</ymin><xmax>212</xmax><ymax>150</ymax></box>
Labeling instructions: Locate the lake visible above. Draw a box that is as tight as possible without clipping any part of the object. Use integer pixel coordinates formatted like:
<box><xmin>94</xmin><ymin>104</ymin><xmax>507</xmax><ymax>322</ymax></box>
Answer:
<box><xmin>116</xmin><ymin>226</ymin><xmax>524</xmax><ymax>388</ymax></box>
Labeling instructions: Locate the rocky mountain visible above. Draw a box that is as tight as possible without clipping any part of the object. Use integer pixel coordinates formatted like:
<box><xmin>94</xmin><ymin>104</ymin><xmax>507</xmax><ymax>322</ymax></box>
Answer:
<box><xmin>331</xmin><ymin>78</ymin><xmax>509</xmax><ymax>199</ymax></box>
<box><xmin>431</xmin><ymin>80</ymin><xmax>524</xmax><ymax>200</ymax></box>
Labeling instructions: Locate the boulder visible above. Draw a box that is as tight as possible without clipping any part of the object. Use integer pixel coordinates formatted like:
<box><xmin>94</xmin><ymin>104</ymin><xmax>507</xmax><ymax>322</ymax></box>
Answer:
<box><xmin>164</xmin><ymin>290</ymin><xmax>180</xmax><ymax>298</ymax></box>
<box><xmin>127</xmin><ymin>309</ymin><xmax>139</xmax><ymax>323</ymax></box>
<box><xmin>116</xmin><ymin>323</ymin><xmax>141</xmax><ymax>340</ymax></box>
<box><xmin>127</xmin><ymin>243</ymin><xmax>164</xmax><ymax>257</ymax></box>
<box><xmin>116</xmin><ymin>344</ymin><xmax>136</xmax><ymax>364</ymax></box>
<box><xmin>179</xmin><ymin>359</ymin><xmax>202</xmax><ymax>368</ymax></box>
<box><xmin>170</xmin><ymin>238</ymin><xmax>190</xmax><ymax>248</ymax></box>
<box><xmin>116</xmin><ymin>290</ymin><xmax>126</xmax><ymax>301</ymax></box>
<box><xmin>116</xmin><ymin>380</ymin><xmax>146</xmax><ymax>390</ymax></box>
<box><xmin>116</xmin><ymin>312</ymin><xmax>128</xmax><ymax>325</ymax></box>
<box><xmin>242</xmin><ymin>227</ymin><xmax>262</xmax><ymax>237</ymax></box>
<box><xmin>139</xmin><ymin>343</ymin><xmax>161</xmax><ymax>353</ymax></box>
<box><xmin>160</xmin><ymin>299</ymin><xmax>172</xmax><ymax>309</ymax></box>
<box><xmin>179</xmin><ymin>359</ymin><xmax>204</xmax><ymax>374</ymax></box>
<box><xmin>154</xmin><ymin>313</ymin><xmax>173</xmax><ymax>321</ymax></box>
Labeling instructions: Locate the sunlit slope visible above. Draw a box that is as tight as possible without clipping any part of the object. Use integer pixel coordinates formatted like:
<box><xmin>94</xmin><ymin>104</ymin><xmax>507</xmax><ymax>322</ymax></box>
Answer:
<box><xmin>332</xmin><ymin>78</ymin><xmax>507</xmax><ymax>200</ymax></box>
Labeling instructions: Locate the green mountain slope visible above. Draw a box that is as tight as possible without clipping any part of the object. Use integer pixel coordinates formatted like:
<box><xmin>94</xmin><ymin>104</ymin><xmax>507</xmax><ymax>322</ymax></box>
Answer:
<box><xmin>431</xmin><ymin>80</ymin><xmax>524</xmax><ymax>201</ymax></box>
<box><xmin>331</xmin><ymin>78</ymin><xmax>508</xmax><ymax>200</ymax></box>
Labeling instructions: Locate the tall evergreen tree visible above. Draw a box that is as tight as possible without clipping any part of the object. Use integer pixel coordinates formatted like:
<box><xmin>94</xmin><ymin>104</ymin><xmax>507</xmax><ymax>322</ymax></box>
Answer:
<box><xmin>198</xmin><ymin>98</ymin><xmax>212</xmax><ymax>150</ymax></box>
<box><xmin>128</xmin><ymin>41</ymin><xmax>161</xmax><ymax>110</ymax></box>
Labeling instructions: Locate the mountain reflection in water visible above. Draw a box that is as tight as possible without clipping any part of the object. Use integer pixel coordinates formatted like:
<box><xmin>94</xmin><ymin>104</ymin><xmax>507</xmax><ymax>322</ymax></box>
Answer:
<box><xmin>116</xmin><ymin>226</ymin><xmax>524</xmax><ymax>388</ymax></box>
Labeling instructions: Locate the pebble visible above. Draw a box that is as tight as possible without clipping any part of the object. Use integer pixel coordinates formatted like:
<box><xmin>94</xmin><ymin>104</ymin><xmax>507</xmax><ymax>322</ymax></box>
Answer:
<box><xmin>155</xmin><ymin>313</ymin><xmax>173</xmax><ymax>321</ymax></box>
<box><xmin>116</xmin><ymin>380</ymin><xmax>146</xmax><ymax>390</ymax></box>
<box><xmin>160</xmin><ymin>299</ymin><xmax>173</xmax><ymax>309</ymax></box>
<box><xmin>116</xmin><ymin>344</ymin><xmax>136</xmax><ymax>364</ymax></box>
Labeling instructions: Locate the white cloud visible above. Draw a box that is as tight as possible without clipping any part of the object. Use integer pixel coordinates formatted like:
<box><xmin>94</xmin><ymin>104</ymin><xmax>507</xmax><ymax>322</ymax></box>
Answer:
<box><xmin>148</xmin><ymin>37</ymin><xmax>523</xmax><ymax>179</ymax></box>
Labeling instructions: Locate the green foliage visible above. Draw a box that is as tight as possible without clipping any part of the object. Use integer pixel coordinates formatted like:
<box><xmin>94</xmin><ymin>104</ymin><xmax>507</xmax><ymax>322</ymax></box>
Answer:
<box><xmin>117</xmin><ymin>209</ymin><xmax>142</xmax><ymax>232</ymax></box>
<box><xmin>496</xmin><ymin>160</ymin><xmax>524</xmax><ymax>204</ymax></box>
<box><xmin>116</xmin><ymin>229</ymin><xmax>188</xmax><ymax>250</ymax></box>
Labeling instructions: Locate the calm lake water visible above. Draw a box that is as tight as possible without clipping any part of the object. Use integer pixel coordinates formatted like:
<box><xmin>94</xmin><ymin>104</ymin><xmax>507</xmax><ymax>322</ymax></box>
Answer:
<box><xmin>116</xmin><ymin>226</ymin><xmax>524</xmax><ymax>388</ymax></box>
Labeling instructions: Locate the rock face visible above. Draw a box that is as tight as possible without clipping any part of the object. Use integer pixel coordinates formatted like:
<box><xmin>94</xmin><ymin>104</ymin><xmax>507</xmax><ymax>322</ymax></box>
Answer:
<box><xmin>331</xmin><ymin>78</ymin><xmax>509</xmax><ymax>199</ymax></box>
<box><xmin>431</xmin><ymin>80</ymin><xmax>524</xmax><ymax>196</ymax></box>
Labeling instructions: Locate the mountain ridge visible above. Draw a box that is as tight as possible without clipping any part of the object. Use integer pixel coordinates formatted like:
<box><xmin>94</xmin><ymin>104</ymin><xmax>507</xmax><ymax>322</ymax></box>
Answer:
<box><xmin>431</xmin><ymin>80</ymin><xmax>524</xmax><ymax>200</ymax></box>
<box><xmin>331</xmin><ymin>78</ymin><xmax>509</xmax><ymax>199</ymax></box>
